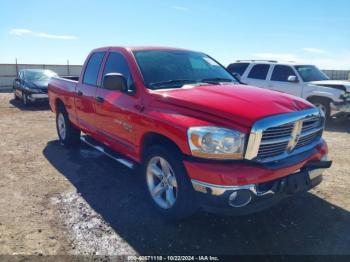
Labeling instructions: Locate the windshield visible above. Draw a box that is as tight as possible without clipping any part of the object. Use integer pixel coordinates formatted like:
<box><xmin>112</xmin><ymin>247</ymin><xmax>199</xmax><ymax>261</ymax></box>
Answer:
<box><xmin>133</xmin><ymin>50</ymin><xmax>237</xmax><ymax>89</ymax></box>
<box><xmin>295</xmin><ymin>65</ymin><xmax>329</xmax><ymax>82</ymax></box>
<box><xmin>24</xmin><ymin>70</ymin><xmax>58</xmax><ymax>82</ymax></box>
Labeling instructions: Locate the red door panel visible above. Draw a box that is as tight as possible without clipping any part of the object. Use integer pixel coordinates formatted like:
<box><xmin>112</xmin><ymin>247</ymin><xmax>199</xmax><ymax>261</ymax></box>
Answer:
<box><xmin>94</xmin><ymin>88</ymin><xmax>140</xmax><ymax>157</ymax></box>
<box><xmin>75</xmin><ymin>84</ymin><xmax>97</xmax><ymax>134</ymax></box>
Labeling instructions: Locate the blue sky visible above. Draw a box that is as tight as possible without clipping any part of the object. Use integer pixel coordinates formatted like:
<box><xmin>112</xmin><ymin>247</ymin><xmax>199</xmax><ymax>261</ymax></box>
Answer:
<box><xmin>1</xmin><ymin>0</ymin><xmax>349</xmax><ymax>69</ymax></box>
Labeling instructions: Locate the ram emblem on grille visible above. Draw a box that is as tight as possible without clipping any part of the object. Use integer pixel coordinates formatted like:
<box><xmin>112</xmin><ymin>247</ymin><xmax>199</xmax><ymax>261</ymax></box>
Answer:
<box><xmin>287</xmin><ymin>120</ymin><xmax>303</xmax><ymax>153</ymax></box>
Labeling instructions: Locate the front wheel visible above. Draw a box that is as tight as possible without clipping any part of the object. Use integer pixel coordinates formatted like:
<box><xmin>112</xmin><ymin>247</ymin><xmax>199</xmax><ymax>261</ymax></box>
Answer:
<box><xmin>14</xmin><ymin>90</ymin><xmax>19</xmax><ymax>100</ymax></box>
<box><xmin>143</xmin><ymin>145</ymin><xmax>199</xmax><ymax>220</ymax></box>
<box><xmin>310</xmin><ymin>98</ymin><xmax>331</xmax><ymax>119</ymax></box>
<box><xmin>22</xmin><ymin>92</ymin><xmax>29</xmax><ymax>106</ymax></box>
<box><xmin>56</xmin><ymin>107</ymin><xmax>81</xmax><ymax>146</ymax></box>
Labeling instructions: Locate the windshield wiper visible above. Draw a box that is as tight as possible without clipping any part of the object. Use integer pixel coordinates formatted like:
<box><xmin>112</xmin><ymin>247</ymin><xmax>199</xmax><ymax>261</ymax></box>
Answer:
<box><xmin>149</xmin><ymin>79</ymin><xmax>199</xmax><ymax>89</ymax></box>
<box><xmin>201</xmin><ymin>78</ymin><xmax>234</xmax><ymax>84</ymax></box>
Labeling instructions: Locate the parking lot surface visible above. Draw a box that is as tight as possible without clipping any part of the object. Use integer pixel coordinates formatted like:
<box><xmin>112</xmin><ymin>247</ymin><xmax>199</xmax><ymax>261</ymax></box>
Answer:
<box><xmin>0</xmin><ymin>93</ymin><xmax>349</xmax><ymax>255</ymax></box>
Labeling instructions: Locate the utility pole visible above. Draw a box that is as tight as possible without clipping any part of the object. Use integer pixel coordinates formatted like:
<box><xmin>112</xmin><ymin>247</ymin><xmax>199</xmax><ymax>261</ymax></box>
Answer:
<box><xmin>15</xmin><ymin>58</ymin><xmax>18</xmax><ymax>75</ymax></box>
<box><xmin>67</xmin><ymin>59</ymin><xmax>70</xmax><ymax>76</ymax></box>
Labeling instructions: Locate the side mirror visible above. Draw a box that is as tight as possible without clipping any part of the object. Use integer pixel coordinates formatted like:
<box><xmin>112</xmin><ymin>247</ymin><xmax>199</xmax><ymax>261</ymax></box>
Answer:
<box><xmin>287</xmin><ymin>75</ymin><xmax>299</xmax><ymax>83</ymax></box>
<box><xmin>103</xmin><ymin>73</ymin><xmax>127</xmax><ymax>91</ymax></box>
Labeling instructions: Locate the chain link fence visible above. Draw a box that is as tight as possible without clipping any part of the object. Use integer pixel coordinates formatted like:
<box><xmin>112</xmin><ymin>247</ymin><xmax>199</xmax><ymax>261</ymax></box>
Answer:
<box><xmin>323</xmin><ymin>70</ymin><xmax>350</xmax><ymax>81</ymax></box>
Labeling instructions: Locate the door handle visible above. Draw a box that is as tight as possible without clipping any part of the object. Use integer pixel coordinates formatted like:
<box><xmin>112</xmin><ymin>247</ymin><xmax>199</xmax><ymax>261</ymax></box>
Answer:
<box><xmin>95</xmin><ymin>96</ymin><xmax>105</xmax><ymax>103</ymax></box>
<box><xmin>134</xmin><ymin>104</ymin><xmax>145</xmax><ymax>111</ymax></box>
<box><xmin>76</xmin><ymin>90</ymin><xmax>83</xmax><ymax>96</ymax></box>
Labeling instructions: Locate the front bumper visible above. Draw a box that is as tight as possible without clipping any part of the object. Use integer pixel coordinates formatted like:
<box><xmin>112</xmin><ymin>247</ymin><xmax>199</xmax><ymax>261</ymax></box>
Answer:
<box><xmin>185</xmin><ymin>140</ymin><xmax>331</xmax><ymax>215</ymax></box>
<box><xmin>28</xmin><ymin>93</ymin><xmax>48</xmax><ymax>102</ymax></box>
<box><xmin>331</xmin><ymin>100</ymin><xmax>350</xmax><ymax>114</ymax></box>
<box><xmin>192</xmin><ymin>160</ymin><xmax>331</xmax><ymax>215</ymax></box>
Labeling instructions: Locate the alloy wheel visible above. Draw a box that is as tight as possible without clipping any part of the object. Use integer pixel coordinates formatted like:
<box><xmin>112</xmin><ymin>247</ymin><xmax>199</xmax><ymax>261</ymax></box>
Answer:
<box><xmin>57</xmin><ymin>113</ymin><xmax>66</xmax><ymax>140</ymax></box>
<box><xmin>146</xmin><ymin>156</ymin><xmax>178</xmax><ymax>209</ymax></box>
<box><xmin>314</xmin><ymin>103</ymin><xmax>327</xmax><ymax>116</ymax></box>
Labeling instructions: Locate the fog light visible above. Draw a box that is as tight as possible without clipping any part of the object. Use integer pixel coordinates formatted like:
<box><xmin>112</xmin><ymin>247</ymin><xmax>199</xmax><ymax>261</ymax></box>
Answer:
<box><xmin>228</xmin><ymin>189</ymin><xmax>252</xmax><ymax>207</ymax></box>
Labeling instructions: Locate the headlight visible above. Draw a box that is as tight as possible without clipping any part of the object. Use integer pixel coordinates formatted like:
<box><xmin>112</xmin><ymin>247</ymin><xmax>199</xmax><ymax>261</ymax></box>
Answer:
<box><xmin>187</xmin><ymin>126</ymin><xmax>245</xmax><ymax>160</ymax></box>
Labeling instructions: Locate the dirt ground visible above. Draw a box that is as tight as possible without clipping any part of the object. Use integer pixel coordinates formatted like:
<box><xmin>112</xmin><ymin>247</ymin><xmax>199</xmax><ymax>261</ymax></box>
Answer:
<box><xmin>0</xmin><ymin>92</ymin><xmax>349</xmax><ymax>256</ymax></box>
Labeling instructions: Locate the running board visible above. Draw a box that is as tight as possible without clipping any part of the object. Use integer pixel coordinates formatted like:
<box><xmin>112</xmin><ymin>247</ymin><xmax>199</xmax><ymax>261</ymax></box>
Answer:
<box><xmin>80</xmin><ymin>135</ymin><xmax>135</xmax><ymax>169</ymax></box>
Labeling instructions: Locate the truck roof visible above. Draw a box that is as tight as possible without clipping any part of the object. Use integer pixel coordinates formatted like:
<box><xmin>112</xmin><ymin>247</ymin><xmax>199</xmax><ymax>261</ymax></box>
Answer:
<box><xmin>234</xmin><ymin>60</ymin><xmax>310</xmax><ymax>66</ymax></box>
<box><xmin>90</xmin><ymin>46</ymin><xmax>194</xmax><ymax>53</ymax></box>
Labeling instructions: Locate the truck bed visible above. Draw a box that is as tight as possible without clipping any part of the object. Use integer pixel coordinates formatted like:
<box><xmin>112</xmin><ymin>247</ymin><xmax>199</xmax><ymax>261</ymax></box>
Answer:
<box><xmin>49</xmin><ymin>77</ymin><xmax>78</xmax><ymax>93</ymax></box>
<box><xmin>48</xmin><ymin>77</ymin><xmax>79</xmax><ymax>123</ymax></box>
<box><xmin>60</xmin><ymin>76</ymin><xmax>80</xmax><ymax>81</ymax></box>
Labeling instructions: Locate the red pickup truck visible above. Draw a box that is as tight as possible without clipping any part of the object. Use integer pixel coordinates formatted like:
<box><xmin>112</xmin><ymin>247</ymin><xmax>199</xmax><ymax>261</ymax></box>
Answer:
<box><xmin>48</xmin><ymin>46</ymin><xmax>331</xmax><ymax>219</ymax></box>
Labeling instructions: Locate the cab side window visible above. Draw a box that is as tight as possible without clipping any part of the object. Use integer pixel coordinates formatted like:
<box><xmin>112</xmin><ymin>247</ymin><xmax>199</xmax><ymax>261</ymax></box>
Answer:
<box><xmin>271</xmin><ymin>65</ymin><xmax>297</xmax><ymax>82</ymax></box>
<box><xmin>248</xmin><ymin>64</ymin><xmax>270</xmax><ymax>80</ymax></box>
<box><xmin>102</xmin><ymin>52</ymin><xmax>134</xmax><ymax>92</ymax></box>
<box><xmin>83</xmin><ymin>52</ymin><xmax>105</xmax><ymax>86</ymax></box>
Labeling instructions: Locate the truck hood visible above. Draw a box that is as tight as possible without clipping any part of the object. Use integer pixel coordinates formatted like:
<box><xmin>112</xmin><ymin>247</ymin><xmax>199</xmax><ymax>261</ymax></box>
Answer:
<box><xmin>309</xmin><ymin>80</ymin><xmax>350</xmax><ymax>92</ymax></box>
<box><xmin>152</xmin><ymin>84</ymin><xmax>313</xmax><ymax>128</ymax></box>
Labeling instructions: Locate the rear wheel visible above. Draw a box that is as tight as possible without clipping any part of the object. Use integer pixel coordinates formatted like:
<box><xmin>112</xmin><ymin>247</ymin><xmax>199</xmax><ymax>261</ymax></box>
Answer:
<box><xmin>56</xmin><ymin>105</ymin><xmax>81</xmax><ymax>146</ymax></box>
<box><xmin>143</xmin><ymin>145</ymin><xmax>199</xmax><ymax>220</ymax></box>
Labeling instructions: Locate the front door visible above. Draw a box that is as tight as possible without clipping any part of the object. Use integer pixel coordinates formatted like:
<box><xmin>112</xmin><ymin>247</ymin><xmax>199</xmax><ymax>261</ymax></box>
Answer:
<box><xmin>268</xmin><ymin>65</ymin><xmax>302</xmax><ymax>97</ymax></box>
<box><xmin>94</xmin><ymin>51</ymin><xmax>141</xmax><ymax>156</ymax></box>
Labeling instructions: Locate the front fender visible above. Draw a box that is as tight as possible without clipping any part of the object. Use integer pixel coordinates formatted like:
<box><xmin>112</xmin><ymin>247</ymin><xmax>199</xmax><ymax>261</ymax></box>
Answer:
<box><xmin>304</xmin><ymin>84</ymin><xmax>344</xmax><ymax>102</ymax></box>
<box><xmin>135</xmin><ymin>108</ymin><xmax>219</xmax><ymax>159</ymax></box>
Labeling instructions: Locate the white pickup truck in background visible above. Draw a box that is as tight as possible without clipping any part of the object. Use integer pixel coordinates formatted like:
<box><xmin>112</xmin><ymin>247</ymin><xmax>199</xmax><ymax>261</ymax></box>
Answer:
<box><xmin>227</xmin><ymin>61</ymin><xmax>350</xmax><ymax>118</ymax></box>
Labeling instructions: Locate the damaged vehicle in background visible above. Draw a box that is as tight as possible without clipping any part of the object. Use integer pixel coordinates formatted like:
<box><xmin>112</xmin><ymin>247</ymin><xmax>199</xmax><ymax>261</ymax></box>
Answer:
<box><xmin>13</xmin><ymin>69</ymin><xmax>58</xmax><ymax>106</ymax></box>
<box><xmin>227</xmin><ymin>61</ymin><xmax>350</xmax><ymax>118</ymax></box>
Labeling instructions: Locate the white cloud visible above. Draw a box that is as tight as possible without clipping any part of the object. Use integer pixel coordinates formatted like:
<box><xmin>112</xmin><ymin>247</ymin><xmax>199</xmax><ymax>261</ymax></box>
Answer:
<box><xmin>171</xmin><ymin>5</ymin><xmax>189</xmax><ymax>11</ymax></box>
<box><xmin>9</xmin><ymin>28</ymin><xmax>32</xmax><ymax>35</ymax></box>
<box><xmin>302</xmin><ymin>48</ymin><xmax>328</xmax><ymax>54</ymax></box>
<box><xmin>9</xmin><ymin>28</ymin><xmax>77</xmax><ymax>40</ymax></box>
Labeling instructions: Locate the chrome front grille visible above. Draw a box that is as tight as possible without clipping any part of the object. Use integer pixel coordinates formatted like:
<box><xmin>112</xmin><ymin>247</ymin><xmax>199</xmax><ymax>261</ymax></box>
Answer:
<box><xmin>295</xmin><ymin>130</ymin><xmax>322</xmax><ymax>150</ymax></box>
<box><xmin>301</xmin><ymin>116</ymin><xmax>322</xmax><ymax>133</ymax></box>
<box><xmin>261</xmin><ymin>123</ymin><xmax>294</xmax><ymax>140</ymax></box>
<box><xmin>258</xmin><ymin>141</ymin><xmax>289</xmax><ymax>159</ymax></box>
<box><xmin>245</xmin><ymin>108</ymin><xmax>324</xmax><ymax>163</ymax></box>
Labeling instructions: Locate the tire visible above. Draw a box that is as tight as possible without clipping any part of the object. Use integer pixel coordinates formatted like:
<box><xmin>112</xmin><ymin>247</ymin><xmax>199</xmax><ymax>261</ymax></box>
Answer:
<box><xmin>22</xmin><ymin>92</ymin><xmax>29</xmax><ymax>107</ymax></box>
<box><xmin>143</xmin><ymin>145</ymin><xmax>199</xmax><ymax>220</ymax></box>
<box><xmin>309</xmin><ymin>98</ymin><xmax>331</xmax><ymax>119</ymax></box>
<box><xmin>56</xmin><ymin>105</ymin><xmax>81</xmax><ymax>146</ymax></box>
<box><xmin>14</xmin><ymin>91</ymin><xmax>19</xmax><ymax>100</ymax></box>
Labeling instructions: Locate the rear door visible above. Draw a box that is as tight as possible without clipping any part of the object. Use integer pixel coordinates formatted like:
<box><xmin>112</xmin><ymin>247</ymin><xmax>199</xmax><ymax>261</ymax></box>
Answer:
<box><xmin>94</xmin><ymin>51</ymin><xmax>141</xmax><ymax>156</ymax></box>
<box><xmin>75</xmin><ymin>51</ymin><xmax>106</xmax><ymax>134</ymax></box>
<box><xmin>268</xmin><ymin>65</ymin><xmax>302</xmax><ymax>96</ymax></box>
<box><xmin>227</xmin><ymin>63</ymin><xmax>250</xmax><ymax>78</ymax></box>
<box><xmin>243</xmin><ymin>64</ymin><xmax>271</xmax><ymax>88</ymax></box>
